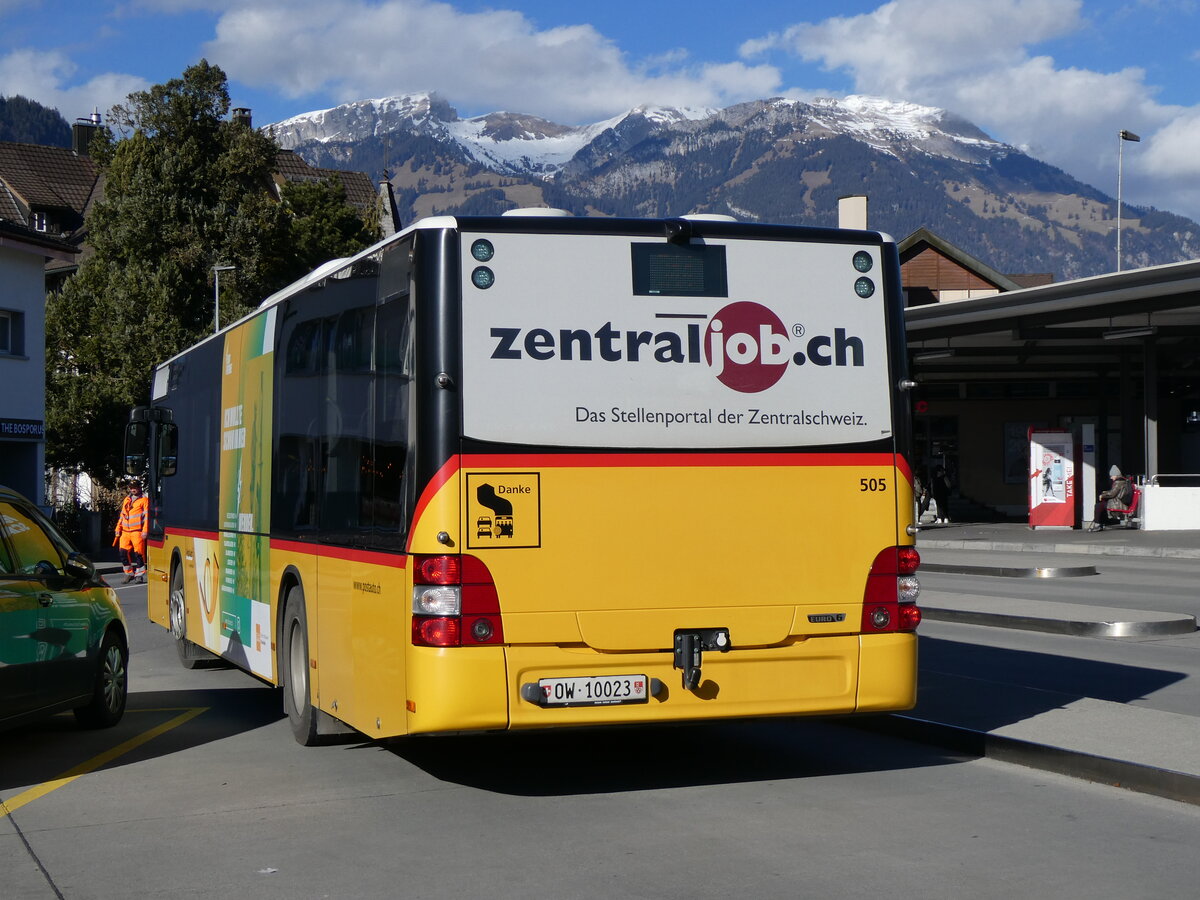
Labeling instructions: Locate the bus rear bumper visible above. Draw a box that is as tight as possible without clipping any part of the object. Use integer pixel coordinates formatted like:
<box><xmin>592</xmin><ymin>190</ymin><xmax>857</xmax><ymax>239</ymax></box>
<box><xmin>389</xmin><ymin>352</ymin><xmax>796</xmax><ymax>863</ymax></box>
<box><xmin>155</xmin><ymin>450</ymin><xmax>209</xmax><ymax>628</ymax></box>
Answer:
<box><xmin>403</xmin><ymin>634</ymin><xmax>917</xmax><ymax>734</ymax></box>
<box><xmin>505</xmin><ymin>634</ymin><xmax>915</xmax><ymax>729</ymax></box>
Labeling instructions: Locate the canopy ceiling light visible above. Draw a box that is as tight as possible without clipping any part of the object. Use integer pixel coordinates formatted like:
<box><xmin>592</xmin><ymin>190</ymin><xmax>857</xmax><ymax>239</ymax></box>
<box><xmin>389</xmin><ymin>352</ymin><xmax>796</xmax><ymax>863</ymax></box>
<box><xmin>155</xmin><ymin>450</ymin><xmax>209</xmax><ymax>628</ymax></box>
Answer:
<box><xmin>1101</xmin><ymin>326</ymin><xmax>1156</xmax><ymax>340</ymax></box>
<box><xmin>913</xmin><ymin>349</ymin><xmax>955</xmax><ymax>361</ymax></box>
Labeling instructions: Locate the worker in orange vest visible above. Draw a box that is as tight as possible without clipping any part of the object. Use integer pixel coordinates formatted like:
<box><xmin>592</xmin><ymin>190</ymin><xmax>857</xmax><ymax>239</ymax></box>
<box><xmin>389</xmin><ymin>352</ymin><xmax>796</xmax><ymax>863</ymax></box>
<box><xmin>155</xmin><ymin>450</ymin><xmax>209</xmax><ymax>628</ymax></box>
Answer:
<box><xmin>114</xmin><ymin>478</ymin><xmax>150</xmax><ymax>584</ymax></box>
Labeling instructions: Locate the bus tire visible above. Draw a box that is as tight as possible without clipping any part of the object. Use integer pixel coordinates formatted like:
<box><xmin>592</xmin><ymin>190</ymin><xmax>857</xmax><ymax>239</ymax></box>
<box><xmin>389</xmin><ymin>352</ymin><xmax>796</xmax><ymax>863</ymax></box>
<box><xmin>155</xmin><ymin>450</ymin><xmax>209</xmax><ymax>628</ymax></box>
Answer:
<box><xmin>281</xmin><ymin>585</ymin><xmax>320</xmax><ymax>746</ymax></box>
<box><xmin>170</xmin><ymin>561</ymin><xmax>218</xmax><ymax>669</ymax></box>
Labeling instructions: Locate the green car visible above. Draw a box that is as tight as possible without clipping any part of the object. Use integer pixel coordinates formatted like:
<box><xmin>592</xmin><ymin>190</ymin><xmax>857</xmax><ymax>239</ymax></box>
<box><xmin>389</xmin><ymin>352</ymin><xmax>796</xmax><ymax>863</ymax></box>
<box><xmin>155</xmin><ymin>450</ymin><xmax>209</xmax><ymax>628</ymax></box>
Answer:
<box><xmin>0</xmin><ymin>485</ymin><xmax>128</xmax><ymax>731</ymax></box>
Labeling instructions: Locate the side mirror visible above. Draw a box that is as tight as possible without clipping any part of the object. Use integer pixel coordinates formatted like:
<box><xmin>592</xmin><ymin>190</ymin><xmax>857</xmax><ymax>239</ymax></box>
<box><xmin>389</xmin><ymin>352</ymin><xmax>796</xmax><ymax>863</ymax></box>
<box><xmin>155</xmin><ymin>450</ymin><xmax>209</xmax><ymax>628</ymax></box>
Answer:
<box><xmin>159</xmin><ymin>422</ymin><xmax>178</xmax><ymax>477</ymax></box>
<box><xmin>65</xmin><ymin>551</ymin><xmax>95</xmax><ymax>581</ymax></box>
<box><xmin>33</xmin><ymin>559</ymin><xmax>60</xmax><ymax>578</ymax></box>
<box><xmin>124</xmin><ymin>421</ymin><xmax>148</xmax><ymax>476</ymax></box>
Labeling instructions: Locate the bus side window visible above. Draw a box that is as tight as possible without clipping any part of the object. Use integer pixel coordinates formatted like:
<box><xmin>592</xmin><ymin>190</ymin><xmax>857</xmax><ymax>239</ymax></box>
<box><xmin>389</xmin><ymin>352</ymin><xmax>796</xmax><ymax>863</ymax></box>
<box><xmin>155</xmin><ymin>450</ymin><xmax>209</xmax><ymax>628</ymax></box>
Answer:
<box><xmin>369</xmin><ymin>290</ymin><xmax>411</xmax><ymax>548</ymax></box>
<box><xmin>275</xmin><ymin>301</ymin><xmax>323</xmax><ymax>535</ymax></box>
<box><xmin>323</xmin><ymin>304</ymin><xmax>375</xmax><ymax>538</ymax></box>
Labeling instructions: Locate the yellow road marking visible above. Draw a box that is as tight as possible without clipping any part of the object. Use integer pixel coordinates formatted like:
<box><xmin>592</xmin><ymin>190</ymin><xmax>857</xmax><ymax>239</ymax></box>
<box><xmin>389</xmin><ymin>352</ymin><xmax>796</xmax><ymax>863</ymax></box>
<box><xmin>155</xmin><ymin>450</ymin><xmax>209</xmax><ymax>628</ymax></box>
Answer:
<box><xmin>0</xmin><ymin>707</ymin><xmax>208</xmax><ymax>818</ymax></box>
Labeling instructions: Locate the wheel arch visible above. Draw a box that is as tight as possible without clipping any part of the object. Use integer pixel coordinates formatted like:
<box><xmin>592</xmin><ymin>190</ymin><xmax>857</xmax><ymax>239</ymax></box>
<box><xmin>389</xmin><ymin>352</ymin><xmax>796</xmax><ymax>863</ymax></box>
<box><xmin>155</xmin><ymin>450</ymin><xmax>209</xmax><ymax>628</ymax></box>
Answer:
<box><xmin>101</xmin><ymin>617</ymin><xmax>129</xmax><ymax>654</ymax></box>
<box><xmin>276</xmin><ymin>564</ymin><xmax>306</xmax><ymax>685</ymax></box>
<box><xmin>169</xmin><ymin>547</ymin><xmax>184</xmax><ymax>584</ymax></box>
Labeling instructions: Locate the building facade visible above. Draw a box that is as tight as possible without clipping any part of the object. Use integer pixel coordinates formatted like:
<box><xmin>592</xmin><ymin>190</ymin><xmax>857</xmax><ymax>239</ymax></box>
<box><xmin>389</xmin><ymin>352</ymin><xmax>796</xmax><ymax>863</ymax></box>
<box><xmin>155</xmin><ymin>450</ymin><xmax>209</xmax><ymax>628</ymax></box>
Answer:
<box><xmin>0</xmin><ymin>220</ymin><xmax>76</xmax><ymax>502</ymax></box>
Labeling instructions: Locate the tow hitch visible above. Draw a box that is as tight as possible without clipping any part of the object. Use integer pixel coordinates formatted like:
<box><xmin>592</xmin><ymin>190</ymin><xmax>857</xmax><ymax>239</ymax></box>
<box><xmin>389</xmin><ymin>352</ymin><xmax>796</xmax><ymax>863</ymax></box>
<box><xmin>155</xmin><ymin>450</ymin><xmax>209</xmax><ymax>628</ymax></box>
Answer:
<box><xmin>673</xmin><ymin>628</ymin><xmax>731</xmax><ymax>690</ymax></box>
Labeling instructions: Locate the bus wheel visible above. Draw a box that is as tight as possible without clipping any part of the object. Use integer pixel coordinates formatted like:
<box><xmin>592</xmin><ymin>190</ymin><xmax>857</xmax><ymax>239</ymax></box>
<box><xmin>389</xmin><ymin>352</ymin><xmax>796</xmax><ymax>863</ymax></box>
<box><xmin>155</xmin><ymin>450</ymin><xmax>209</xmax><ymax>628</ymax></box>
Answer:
<box><xmin>281</xmin><ymin>585</ymin><xmax>320</xmax><ymax>746</ymax></box>
<box><xmin>171</xmin><ymin>562</ymin><xmax>217</xmax><ymax>669</ymax></box>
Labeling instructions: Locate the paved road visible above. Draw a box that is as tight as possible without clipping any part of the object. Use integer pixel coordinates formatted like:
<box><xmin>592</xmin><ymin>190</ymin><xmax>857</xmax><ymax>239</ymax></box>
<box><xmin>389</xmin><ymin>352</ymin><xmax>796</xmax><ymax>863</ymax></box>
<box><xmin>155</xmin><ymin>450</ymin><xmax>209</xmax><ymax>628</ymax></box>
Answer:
<box><xmin>917</xmin><ymin>547</ymin><xmax>1200</xmax><ymax>718</ymax></box>
<box><xmin>5</xmin><ymin>573</ymin><xmax>1200</xmax><ymax>898</ymax></box>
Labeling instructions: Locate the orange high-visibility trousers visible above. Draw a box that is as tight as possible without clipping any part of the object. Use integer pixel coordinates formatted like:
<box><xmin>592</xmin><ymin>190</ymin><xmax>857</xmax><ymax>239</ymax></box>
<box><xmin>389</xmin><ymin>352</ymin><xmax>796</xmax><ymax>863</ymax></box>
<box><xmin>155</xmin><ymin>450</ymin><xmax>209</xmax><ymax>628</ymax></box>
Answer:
<box><xmin>118</xmin><ymin>532</ymin><xmax>146</xmax><ymax>577</ymax></box>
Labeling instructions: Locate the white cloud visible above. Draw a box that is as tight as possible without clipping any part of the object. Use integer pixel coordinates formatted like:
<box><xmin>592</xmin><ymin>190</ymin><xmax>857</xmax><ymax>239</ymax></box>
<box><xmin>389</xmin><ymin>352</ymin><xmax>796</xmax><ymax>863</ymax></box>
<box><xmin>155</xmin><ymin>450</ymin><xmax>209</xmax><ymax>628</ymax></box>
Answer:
<box><xmin>742</xmin><ymin>0</ymin><xmax>1200</xmax><ymax>220</ymax></box>
<box><xmin>1142</xmin><ymin>109</ymin><xmax>1200</xmax><ymax>176</ymax></box>
<box><xmin>205</xmin><ymin>0</ymin><xmax>780</xmax><ymax>123</ymax></box>
<box><xmin>0</xmin><ymin>0</ymin><xmax>39</xmax><ymax>16</ymax></box>
<box><xmin>0</xmin><ymin>49</ymin><xmax>149</xmax><ymax>119</ymax></box>
<box><xmin>744</xmin><ymin>0</ymin><xmax>1083</xmax><ymax>95</ymax></box>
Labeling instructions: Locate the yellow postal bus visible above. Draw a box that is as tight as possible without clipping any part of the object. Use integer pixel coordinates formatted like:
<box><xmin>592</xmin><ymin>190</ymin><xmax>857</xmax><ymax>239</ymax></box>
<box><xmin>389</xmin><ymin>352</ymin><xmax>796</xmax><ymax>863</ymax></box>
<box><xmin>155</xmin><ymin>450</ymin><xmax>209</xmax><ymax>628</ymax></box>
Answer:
<box><xmin>128</xmin><ymin>212</ymin><xmax>922</xmax><ymax>745</ymax></box>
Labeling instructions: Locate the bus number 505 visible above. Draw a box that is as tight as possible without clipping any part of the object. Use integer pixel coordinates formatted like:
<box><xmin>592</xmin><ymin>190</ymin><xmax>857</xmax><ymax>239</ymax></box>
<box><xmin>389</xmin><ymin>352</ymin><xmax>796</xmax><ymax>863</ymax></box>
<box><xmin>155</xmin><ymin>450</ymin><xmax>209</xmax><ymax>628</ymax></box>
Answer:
<box><xmin>860</xmin><ymin>478</ymin><xmax>888</xmax><ymax>492</ymax></box>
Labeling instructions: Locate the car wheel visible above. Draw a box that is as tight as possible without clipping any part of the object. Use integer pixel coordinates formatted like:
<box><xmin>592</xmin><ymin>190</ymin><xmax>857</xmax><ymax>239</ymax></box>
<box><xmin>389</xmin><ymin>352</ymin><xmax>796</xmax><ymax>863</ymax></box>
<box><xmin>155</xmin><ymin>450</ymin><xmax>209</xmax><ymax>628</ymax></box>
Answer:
<box><xmin>74</xmin><ymin>630</ymin><xmax>128</xmax><ymax>728</ymax></box>
<box><xmin>281</xmin><ymin>585</ymin><xmax>320</xmax><ymax>746</ymax></box>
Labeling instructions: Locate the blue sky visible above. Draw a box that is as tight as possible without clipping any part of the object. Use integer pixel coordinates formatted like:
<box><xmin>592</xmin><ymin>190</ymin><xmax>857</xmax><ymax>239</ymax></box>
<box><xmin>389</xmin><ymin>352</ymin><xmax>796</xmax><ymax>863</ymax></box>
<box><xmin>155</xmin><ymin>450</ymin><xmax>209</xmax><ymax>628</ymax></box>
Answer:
<box><xmin>3</xmin><ymin>0</ymin><xmax>1200</xmax><ymax>222</ymax></box>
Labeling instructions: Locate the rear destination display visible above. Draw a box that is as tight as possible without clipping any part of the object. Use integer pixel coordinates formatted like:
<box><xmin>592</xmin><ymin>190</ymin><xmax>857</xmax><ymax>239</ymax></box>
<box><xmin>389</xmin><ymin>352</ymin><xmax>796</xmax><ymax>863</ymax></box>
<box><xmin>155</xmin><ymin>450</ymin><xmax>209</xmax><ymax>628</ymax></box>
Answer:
<box><xmin>461</xmin><ymin>233</ymin><xmax>891</xmax><ymax>449</ymax></box>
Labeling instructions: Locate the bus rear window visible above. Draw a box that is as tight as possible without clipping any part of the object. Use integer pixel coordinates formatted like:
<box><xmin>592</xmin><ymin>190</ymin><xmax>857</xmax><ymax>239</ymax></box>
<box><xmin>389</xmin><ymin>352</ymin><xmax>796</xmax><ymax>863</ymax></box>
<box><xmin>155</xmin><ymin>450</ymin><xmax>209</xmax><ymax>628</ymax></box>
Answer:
<box><xmin>631</xmin><ymin>243</ymin><xmax>727</xmax><ymax>297</ymax></box>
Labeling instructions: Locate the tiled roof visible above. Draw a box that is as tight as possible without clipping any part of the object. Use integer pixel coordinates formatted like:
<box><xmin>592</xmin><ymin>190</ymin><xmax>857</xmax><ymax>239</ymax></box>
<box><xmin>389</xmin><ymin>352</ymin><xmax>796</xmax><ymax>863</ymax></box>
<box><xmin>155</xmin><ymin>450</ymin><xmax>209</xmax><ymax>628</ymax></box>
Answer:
<box><xmin>275</xmin><ymin>149</ymin><xmax>378</xmax><ymax>213</ymax></box>
<box><xmin>274</xmin><ymin>149</ymin><xmax>316</xmax><ymax>180</ymax></box>
<box><xmin>0</xmin><ymin>177</ymin><xmax>22</xmax><ymax>222</ymax></box>
<box><xmin>327</xmin><ymin>170</ymin><xmax>377</xmax><ymax>212</ymax></box>
<box><xmin>0</xmin><ymin>141</ymin><xmax>98</xmax><ymax>215</ymax></box>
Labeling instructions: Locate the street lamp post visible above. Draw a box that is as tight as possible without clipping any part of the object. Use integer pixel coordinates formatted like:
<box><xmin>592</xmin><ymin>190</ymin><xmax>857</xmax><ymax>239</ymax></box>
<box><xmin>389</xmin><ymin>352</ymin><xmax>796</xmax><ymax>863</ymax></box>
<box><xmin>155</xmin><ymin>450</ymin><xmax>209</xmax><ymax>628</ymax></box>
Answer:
<box><xmin>212</xmin><ymin>264</ymin><xmax>235</xmax><ymax>334</ymax></box>
<box><xmin>1116</xmin><ymin>129</ymin><xmax>1140</xmax><ymax>272</ymax></box>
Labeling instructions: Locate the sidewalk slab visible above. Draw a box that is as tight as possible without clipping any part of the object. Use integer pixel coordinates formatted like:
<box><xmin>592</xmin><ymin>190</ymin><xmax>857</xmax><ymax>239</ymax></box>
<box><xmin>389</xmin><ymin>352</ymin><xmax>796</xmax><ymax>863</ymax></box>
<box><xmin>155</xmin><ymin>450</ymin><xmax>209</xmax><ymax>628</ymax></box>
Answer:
<box><xmin>858</xmin><ymin>670</ymin><xmax>1200</xmax><ymax>805</ymax></box>
<box><xmin>859</xmin><ymin>522</ymin><xmax>1200</xmax><ymax>803</ymax></box>
<box><xmin>916</xmin><ymin>521</ymin><xmax>1200</xmax><ymax>559</ymax></box>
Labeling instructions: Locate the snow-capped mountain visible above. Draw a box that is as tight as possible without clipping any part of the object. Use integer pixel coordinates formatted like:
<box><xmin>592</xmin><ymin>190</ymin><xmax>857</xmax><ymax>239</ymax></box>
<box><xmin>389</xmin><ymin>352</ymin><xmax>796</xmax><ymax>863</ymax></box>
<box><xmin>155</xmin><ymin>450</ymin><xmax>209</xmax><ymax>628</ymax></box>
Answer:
<box><xmin>270</xmin><ymin>93</ymin><xmax>721</xmax><ymax>176</ymax></box>
<box><xmin>270</xmin><ymin>92</ymin><xmax>999</xmax><ymax>177</ymax></box>
<box><xmin>269</xmin><ymin>93</ymin><xmax>1200</xmax><ymax>280</ymax></box>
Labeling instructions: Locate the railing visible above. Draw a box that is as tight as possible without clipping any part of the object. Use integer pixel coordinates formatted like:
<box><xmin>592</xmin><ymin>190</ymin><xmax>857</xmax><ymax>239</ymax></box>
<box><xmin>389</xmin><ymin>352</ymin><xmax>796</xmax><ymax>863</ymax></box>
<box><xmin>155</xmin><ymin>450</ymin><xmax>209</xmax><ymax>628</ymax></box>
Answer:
<box><xmin>1149</xmin><ymin>474</ymin><xmax>1200</xmax><ymax>487</ymax></box>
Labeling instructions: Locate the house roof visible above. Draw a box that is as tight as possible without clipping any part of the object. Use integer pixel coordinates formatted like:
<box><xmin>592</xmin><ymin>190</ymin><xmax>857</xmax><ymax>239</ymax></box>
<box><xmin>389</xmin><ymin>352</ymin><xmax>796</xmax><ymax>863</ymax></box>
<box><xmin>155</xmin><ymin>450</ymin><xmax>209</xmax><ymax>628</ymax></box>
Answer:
<box><xmin>899</xmin><ymin>227</ymin><xmax>1022</xmax><ymax>292</ymax></box>
<box><xmin>0</xmin><ymin>141</ymin><xmax>98</xmax><ymax>220</ymax></box>
<box><xmin>274</xmin><ymin>149</ymin><xmax>377</xmax><ymax>213</ymax></box>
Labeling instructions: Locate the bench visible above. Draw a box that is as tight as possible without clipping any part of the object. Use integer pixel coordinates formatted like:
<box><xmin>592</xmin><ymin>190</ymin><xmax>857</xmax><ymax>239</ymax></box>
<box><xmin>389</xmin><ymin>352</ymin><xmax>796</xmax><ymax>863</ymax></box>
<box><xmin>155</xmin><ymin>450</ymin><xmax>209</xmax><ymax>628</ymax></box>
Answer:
<box><xmin>1108</xmin><ymin>486</ymin><xmax>1141</xmax><ymax>528</ymax></box>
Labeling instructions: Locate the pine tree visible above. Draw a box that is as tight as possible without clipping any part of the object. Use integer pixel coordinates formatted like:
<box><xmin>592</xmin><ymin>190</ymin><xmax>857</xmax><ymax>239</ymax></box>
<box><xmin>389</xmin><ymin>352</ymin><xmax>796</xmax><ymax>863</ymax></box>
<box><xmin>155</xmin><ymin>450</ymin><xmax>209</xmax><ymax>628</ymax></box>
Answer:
<box><xmin>0</xmin><ymin>95</ymin><xmax>71</xmax><ymax>146</ymax></box>
<box><xmin>45</xmin><ymin>61</ymin><xmax>378</xmax><ymax>481</ymax></box>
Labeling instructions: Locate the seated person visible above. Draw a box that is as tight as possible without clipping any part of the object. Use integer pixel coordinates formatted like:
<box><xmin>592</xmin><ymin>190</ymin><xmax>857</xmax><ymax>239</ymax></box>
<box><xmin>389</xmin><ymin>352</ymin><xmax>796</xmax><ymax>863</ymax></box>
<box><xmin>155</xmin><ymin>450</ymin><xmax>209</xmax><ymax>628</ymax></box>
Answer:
<box><xmin>1088</xmin><ymin>466</ymin><xmax>1134</xmax><ymax>532</ymax></box>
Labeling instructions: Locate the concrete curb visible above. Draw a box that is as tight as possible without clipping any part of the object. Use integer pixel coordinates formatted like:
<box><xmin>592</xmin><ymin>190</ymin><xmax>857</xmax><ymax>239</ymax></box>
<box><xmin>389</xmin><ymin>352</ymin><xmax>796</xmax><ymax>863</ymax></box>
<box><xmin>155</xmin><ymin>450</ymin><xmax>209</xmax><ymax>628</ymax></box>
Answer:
<box><xmin>920</xmin><ymin>561</ymin><xmax>1098</xmax><ymax>578</ymax></box>
<box><xmin>847</xmin><ymin>714</ymin><xmax>1200</xmax><ymax>806</ymax></box>
<box><xmin>918</xmin><ymin>537</ymin><xmax>1200</xmax><ymax>560</ymax></box>
<box><xmin>919</xmin><ymin>594</ymin><xmax>1197</xmax><ymax>637</ymax></box>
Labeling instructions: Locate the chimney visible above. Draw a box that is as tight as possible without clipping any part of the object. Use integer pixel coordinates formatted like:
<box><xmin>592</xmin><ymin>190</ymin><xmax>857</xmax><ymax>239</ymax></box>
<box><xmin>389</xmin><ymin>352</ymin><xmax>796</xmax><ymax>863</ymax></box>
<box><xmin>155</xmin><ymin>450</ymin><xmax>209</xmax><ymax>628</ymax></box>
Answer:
<box><xmin>232</xmin><ymin>108</ymin><xmax>252</xmax><ymax>129</ymax></box>
<box><xmin>838</xmin><ymin>194</ymin><xmax>868</xmax><ymax>230</ymax></box>
<box><xmin>72</xmin><ymin>110</ymin><xmax>101</xmax><ymax>156</ymax></box>
<box><xmin>380</xmin><ymin>171</ymin><xmax>402</xmax><ymax>236</ymax></box>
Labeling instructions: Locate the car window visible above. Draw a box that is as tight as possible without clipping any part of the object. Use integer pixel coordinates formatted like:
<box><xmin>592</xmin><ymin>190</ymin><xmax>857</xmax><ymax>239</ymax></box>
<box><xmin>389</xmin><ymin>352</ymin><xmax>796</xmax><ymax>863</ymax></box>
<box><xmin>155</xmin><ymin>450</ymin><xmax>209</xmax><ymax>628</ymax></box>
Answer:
<box><xmin>0</xmin><ymin>502</ymin><xmax>65</xmax><ymax>577</ymax></box>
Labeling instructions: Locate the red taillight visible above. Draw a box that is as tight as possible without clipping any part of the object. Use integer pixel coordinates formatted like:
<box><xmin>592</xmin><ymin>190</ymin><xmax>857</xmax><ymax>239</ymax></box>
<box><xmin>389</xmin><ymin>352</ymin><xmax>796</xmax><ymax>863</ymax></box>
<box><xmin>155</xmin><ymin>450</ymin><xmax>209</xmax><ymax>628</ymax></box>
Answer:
<box><xmin>415</xmin><ymin>555</ymin><xmax>460</xmax><ymax>585</ymax></box>
<box><xmin>413</xmin><ymin>616</ymin><xmax>460</xmax><ymax>647</ymax></box>
<box><xmin>861</xmin><ymin>546</ymin><xmax>921</xmax><ymax>633</ymax></box>
<box><xmin>412</xmin><ymin>555</ymin><xmax>505</xmax><ymax>647</ymax></box>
